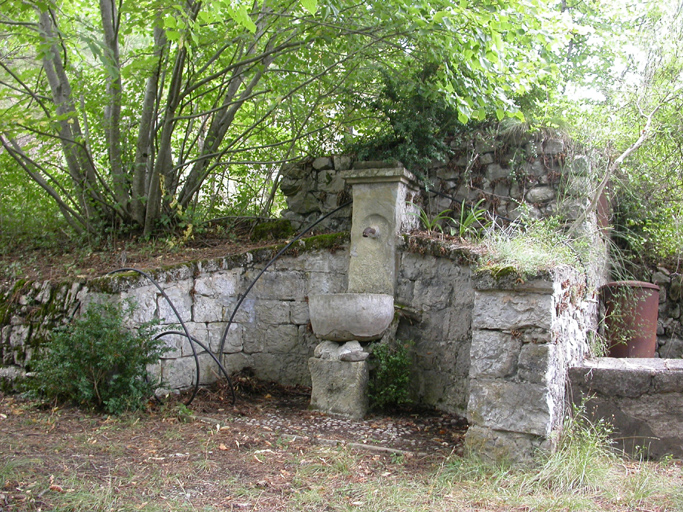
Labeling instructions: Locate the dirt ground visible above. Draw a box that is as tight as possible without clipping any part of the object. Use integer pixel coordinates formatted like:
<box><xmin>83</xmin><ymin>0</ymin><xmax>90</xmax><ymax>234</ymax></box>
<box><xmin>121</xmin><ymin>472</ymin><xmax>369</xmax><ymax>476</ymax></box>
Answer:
<box><xmin>0</xmin><ymin>377</ymin><xmax>467</xmax><ymax>511</ymax></box>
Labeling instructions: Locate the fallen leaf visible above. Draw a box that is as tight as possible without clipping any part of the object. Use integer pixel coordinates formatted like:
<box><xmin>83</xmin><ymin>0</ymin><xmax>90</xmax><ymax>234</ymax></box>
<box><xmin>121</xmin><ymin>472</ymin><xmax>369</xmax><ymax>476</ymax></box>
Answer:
<box><xmin>218</xmin><ymin>444</ymin><xmax>228</xmax><ymax>451</ymax></box>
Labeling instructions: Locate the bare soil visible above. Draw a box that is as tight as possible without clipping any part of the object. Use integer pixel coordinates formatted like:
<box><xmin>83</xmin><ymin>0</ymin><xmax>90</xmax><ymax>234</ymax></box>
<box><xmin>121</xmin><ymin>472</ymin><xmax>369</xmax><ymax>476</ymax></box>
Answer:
<box><xmin>0</xmin><ymin>377</ymin><xmax>466</xmax><ymax>511</ymax></box>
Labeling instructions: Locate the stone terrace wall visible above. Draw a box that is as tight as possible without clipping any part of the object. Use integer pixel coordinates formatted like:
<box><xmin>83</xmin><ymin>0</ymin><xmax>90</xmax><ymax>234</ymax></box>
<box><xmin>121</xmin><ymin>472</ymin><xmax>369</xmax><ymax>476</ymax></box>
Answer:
<box><xmin>396</xmin><ymin>238</ymin><xmax>476</xmax><ymax>414</ymax></box>
<box><xmin>465</xmin><ymin>266</ymin><xmax>595</xmax><ymax>461</ymax></box>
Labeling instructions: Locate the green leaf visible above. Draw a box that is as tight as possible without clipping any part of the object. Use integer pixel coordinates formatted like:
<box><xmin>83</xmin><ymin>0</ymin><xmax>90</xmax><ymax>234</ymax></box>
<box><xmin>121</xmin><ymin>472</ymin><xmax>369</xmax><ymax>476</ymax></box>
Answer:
<box><xmin>495</xmin><ymin>108</ymin><xmax>505</xmax><ymax>121</ymax></box>
<box><xmin>300</xmin><ymin>0</ymin><xmax>317</xmax><ymax>15</ymax></box>
<box><xmin>228</xmin><ymin>5</ymin><xmax>256</xmax><ymax>33</ymax></box>
<box><xmin>432</xmin><ymin>10</ymin><xmax>449</xmax><ymax>23</ymax></box>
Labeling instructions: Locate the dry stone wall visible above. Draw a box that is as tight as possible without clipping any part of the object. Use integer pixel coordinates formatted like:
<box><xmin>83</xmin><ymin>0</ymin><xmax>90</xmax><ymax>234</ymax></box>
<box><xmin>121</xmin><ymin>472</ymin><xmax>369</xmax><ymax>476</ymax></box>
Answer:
<box><xmin>644</xmin><ymin>267</ymin><xmax>683</xmax><ymax>358</ymax></box>
<box><xmin>280</xmin><ymin>132</ymin><xmax>601</xmax><ymax>232</ymax></box>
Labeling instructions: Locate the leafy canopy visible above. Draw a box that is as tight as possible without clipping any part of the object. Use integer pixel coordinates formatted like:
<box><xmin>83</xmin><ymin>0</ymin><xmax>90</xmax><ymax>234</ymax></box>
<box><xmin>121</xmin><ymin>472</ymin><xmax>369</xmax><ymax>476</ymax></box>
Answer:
<box><xmin>0</xmin><ymin>0</ymin><xmax>568</xmax><ymax>239</ymax></box>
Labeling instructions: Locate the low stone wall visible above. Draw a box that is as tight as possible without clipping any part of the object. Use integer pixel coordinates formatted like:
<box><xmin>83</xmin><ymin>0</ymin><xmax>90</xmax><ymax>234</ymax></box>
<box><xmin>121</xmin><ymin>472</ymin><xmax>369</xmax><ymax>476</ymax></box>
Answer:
<box><xmin>2</xmin><ymin>235</ymin><xmax>605</xmax><ymax>463</ymax></box>
<box><xmin>465</xmin><ymin>266</ymin><xmax>596</xmax><ymax>461</ymax></box>
<box><xmin>0</xmin><ymin>235</ymin><xmax>479</xmax><ymax>414</ymax></box>
<box><xmin>569</xmin><ymin>359</ymin><xmax>683</xmax><ymax>459</ymax></box>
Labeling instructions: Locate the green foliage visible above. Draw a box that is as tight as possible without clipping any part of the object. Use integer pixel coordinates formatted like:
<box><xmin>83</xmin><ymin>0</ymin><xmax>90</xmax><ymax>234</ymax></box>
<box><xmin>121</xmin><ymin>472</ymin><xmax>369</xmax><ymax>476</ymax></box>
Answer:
<box><xmin>30</xmin><ymin>301</ymin><xmax>166</xmax><ymax>415</ymax></box>
<box><xmin>0</xmin><ymin>0</ymin><xmax>565</xmax><ymax>239</ymax></box>
<box><xmin>348</xmin><ymin>65</ymin><xmax>461</xmax><ymax>173</ymax></box>
<box><xmin>368</xmin><ymin>340</ymin><xmax>413</xmax><ymax>410</ymax></box>
<box><xmin>455</xmin><ymin>199</ymin><xmax>488</xmax><ymax>239</ymax></box>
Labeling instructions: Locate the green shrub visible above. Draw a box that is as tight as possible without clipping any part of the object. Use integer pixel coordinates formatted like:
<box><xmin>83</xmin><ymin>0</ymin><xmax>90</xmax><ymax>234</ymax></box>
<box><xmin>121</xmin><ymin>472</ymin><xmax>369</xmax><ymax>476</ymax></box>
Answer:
<box><xmin>31</xmin><ymin>301</ymin><xmax>166</xmax><ymax>414</ymax></box>
<box><xmin>368</xmin><ymin>340</ymin><xmax>413</xmax><ymax>410</ymax></box>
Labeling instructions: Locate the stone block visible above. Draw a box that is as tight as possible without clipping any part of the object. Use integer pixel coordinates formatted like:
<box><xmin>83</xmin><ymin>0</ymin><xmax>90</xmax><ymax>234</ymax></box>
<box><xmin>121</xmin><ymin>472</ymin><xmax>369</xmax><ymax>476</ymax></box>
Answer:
<box><xmin>413</xmin><ymin>278</ymin><xmax>453</xmax><ymax>310</ymax></box>
<box><xmin>157</xmin><ymin>281</ymin><xmax>193</xmax><ymax>324</ymax></box>
<box><xmin>486</xmin><ymin>164</ymin><xmax>510</xmax><ymax>181</ymax></box>
<box><xmin>290</xmin><ymin>301</ymin><xmax>310</xmax><ymax>325</ymax></box>
<box><xmin>318</xmin><ymin>169</ymin><xmax>345</xmax><ymax>193</ymax></box>
<box><xmin>120</xmin><ymin>285</ymin><xmax>157</xmax><ymax>323</ymax></box>
<box><xmin>464</xmin><ymin>425</ymin><xmax>550</xmax><ymax>463</ymax></box>
<box><xmin>306</xmin><ymin>271</ymin><xmax>346</xmax><ymax>295</ymax></box>
<box><xmin>339</xmin><ymin>340</ymin><xmax>369</xmax><ymax>361</ymax></box>
<box><xmin>193</xmin><ymin>295</ymin><xmax>222</xmax><ymax>323</ymax></box>
<box><xmin>243</xmin><ymin>324</ymin><xmax>299</xmax><ymax>354</ymax></box>
<box><xmin>8</xmin><ymin>325</ymin><xmax>30</xmax><ymax>348</ymax></box>
<box><xmin>312</xmin><ymin>157</ymin><xmax>333</xmax><ymax>170</ymax></box>
<box><xmin>309</xmin><ymin>358</ymin><xmax>369</xmax><ymax>419</ymax></box>
<box><xmin>205</xmin><ymin>322</ymin><xmax>242</xmax><ymax>354</ymax></box>
<box><xmin>287</xmin><ymin>190</ymin><xmax>320</xmax><ymax>214</ymax></box>
<box><xmin>446</xmin><ymin>306</ymin><xmax>473</xmax><ymax>340</ymax></box>
<box><xmin>248</xmin><ymin>270</ymin><xmax>306</xmax><ymax>300</ymax></box>
<box><xmin>333</xmin><ymin>155</ymin><xmax>352</xmax><ymax>171</ymax></box>
<box><xmin>473</xmin><ymin>291</ymin><xmax>553</xmax><ymax>330</ymax></box>
<box><xmin>221</xmin><ymin>352</ymin><xmax>252</xmax><ymax>376</ymax></box>
<box><xmin>469</xmin><ymin>330</ymin><xmax>522</xmax><ymax>379</ymax></box>
<box><xmin>160</xmin><ymin>356</ymin><xmax>197</xmax><ymax>390</ymax></box>
<box><xmin>255</xmin><ymin>300</ymin><xmax>290</xmax><ymax>325</ymax></box>
<box><xmin>525</xmin><ymin>186</ymin><xmax>555</xmax><ymax>203</ymax></box>
<box><xmin>194</xmin><ymin>271</ymin><xmax>240</xmax><ymax>298</ymax></box>
<box><xmin>518</xmin><ymin>343</ymin><xmax>553</xmax><ymax>383</ymax></box>
<box><xmin>523</xmin><ymin>160</ymin><xmax>545</xmax><ymax>177</ymax></box>
<box><xmin>569</xmin><ymin>365</ymin><xmax>652</xmax><ymax>398</ymax></box>
<box><xmin>543</xmin><ymin>139</ymin><xmax>564</xmax><ymax>155</ymax></box>
<box><xmin>660</xmin><ymin>337</ymin><xmax>683</xmax><ymax>358</ymax></box>
<box><xmin>468</xmin><ymin>379</ymin><xmax>553</xmax><ymax>436</ymax></box>
<box><xmin>315</xmin><ymin>340</ymin><xmax>340</xmax><ymax>359</ymax></box>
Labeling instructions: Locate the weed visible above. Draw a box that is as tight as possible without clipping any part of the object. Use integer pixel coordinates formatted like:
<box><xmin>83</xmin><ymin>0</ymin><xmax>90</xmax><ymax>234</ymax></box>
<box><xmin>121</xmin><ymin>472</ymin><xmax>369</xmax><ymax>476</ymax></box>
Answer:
<box><xmin>529</xmin><ymin>403</ymin><xmax>616</xmax><ymax>493</ymax></box>
<box><xmin>453</xmin><ymin>198</ymin><xmax>488</xmax><ymax>238</ymax></box>
<box><xmin>368</xmin><ymin>340</ymin><xmax>413</xmax><ymax>410</ymax></box>
<box><xmin>479</xmin><ymin>210</ymin><xmax>581</xmax><ymax>276</ymax></box>
<box><xmin>409</xmin><ymin>204</ymin><xmax>451</xmax><ymax>235</ymax></box>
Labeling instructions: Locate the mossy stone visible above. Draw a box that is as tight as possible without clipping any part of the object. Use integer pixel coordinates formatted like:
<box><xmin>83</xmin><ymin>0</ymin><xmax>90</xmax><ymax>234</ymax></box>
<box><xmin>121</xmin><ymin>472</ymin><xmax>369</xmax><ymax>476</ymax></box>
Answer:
<box><xmin>251</xmin><ymin>219</ymin><xmax>295</xmax><ymax>242</ymax></box>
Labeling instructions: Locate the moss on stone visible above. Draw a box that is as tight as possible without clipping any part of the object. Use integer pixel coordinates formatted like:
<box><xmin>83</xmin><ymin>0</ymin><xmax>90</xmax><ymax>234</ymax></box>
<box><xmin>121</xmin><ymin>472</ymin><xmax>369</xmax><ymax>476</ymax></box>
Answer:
<box><xmin>300</xmin><ymin>232</ymin><xmax>349</xmax><ymax>251</ymax></box>
<box><xmin>251</xmin><ymin>219</ymin><xmax>295</xmax><ymax>242</ymax></box>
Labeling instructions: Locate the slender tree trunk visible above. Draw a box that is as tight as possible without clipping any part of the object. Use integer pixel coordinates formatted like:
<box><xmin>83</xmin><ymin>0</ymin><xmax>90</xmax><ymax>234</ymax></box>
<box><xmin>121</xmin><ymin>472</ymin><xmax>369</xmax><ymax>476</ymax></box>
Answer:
<box><xmin>99</xmin><ymin>0</ymin><xmax>129</xmax><ymax>216</ymax></box>
<box><xmin>132</xmin><ymin>26</ymin><xmax>166</xmax><ymax>225</ymax></box>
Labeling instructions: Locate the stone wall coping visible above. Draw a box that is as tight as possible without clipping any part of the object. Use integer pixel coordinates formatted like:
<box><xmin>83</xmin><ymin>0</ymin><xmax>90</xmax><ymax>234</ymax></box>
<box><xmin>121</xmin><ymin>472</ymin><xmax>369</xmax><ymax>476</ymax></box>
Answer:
<box><xmin>569</xmin><ymin>358</ymin><xmax>683</xmax><ymax>397</ymax></box>
<box><xmin>575</xmin><ymin>358</ymin><xmax>683</xmax><ymax>372</ymax></box>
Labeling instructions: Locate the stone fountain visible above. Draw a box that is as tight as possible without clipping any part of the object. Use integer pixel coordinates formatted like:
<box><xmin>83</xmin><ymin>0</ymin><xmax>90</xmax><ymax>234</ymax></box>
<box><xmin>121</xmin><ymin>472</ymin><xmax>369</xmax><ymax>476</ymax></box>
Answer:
<box><xmin>308</xmin><ymin>165</ymin><xmax>418</xmax><ymax>418</ymax></box>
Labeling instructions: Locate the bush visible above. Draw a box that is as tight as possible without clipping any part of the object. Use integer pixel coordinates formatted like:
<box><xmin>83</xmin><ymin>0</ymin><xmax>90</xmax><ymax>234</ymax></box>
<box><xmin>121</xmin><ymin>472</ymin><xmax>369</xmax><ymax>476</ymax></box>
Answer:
<box><xmin>368</xmin><ymin>340</ymin><xmax>413</xmax><ymax>410</ymax></box>
<box><xmin>31</xmin><ymin>301</ymin><xmax>166</xmax><ymax>414</ymax></box>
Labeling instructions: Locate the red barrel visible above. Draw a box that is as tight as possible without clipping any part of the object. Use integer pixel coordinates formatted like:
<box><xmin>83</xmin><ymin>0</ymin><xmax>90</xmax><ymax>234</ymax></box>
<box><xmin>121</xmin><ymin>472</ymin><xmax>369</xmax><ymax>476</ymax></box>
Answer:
<box><xmin>600</xmin><ymin>281</ymin><xmax>660</xmax><ymax>358</ymax></box>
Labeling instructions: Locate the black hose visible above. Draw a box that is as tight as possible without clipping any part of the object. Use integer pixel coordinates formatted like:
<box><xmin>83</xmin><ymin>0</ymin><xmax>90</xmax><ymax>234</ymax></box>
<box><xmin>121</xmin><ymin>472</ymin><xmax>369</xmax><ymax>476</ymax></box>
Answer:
<box><xmin>153</xmin><ymin>330</ymin><xmax>235</xmax><ymax>405</ymax></box>
<box><xmin>106</xmin><ymin>268</ymin><xmax>204</xmax><ymax>406</ymax></box>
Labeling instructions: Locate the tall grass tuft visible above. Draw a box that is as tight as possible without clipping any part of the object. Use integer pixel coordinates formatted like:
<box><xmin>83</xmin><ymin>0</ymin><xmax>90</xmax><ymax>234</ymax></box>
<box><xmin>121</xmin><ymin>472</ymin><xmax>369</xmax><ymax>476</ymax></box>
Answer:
<box><xmin>528</xmin><ymin>403</ymin><xmax>616</xmax><ymax>494</ymax></box>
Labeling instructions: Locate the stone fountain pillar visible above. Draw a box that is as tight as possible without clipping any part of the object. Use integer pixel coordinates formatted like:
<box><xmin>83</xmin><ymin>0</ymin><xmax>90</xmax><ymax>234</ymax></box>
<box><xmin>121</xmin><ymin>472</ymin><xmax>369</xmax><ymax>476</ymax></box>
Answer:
<box><xmin>308</xmin><ymin>165</ymin><xmax>419</xmax><ymax>418</ymax></box>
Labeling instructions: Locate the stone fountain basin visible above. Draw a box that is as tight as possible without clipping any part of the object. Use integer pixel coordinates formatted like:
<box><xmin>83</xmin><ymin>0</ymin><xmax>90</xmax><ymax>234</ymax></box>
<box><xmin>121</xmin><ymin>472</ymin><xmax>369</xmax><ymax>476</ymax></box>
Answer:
<box><xmin>309</xmin><ymin>293</ymin><xmax>394</xmax><ymax>342</ymax></box>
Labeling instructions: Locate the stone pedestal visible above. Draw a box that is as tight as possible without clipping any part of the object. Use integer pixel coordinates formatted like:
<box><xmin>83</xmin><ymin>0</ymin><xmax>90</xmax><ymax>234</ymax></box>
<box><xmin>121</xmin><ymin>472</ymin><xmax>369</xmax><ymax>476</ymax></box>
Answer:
<box><xmin>308</xmin><ymin>357</ymin><xmax>369</xmax><ymax>419</ymax></box>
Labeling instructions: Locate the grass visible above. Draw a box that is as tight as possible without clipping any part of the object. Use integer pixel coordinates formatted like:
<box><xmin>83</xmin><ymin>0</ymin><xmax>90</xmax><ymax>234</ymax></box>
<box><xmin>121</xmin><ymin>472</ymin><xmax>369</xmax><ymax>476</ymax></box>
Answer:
<box><xmin>479</xmin><ymin>215</ymin><xmax>582</xmax><ymax>277</ymax></box>
<box><xmin>2</xmin><ymin>399</ymin><xmax>682</xmax><ymax>512</ymax></box>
